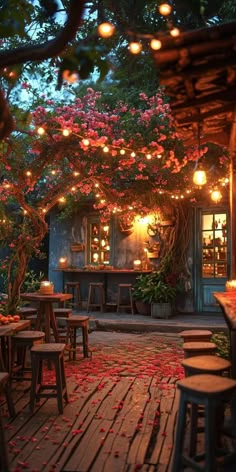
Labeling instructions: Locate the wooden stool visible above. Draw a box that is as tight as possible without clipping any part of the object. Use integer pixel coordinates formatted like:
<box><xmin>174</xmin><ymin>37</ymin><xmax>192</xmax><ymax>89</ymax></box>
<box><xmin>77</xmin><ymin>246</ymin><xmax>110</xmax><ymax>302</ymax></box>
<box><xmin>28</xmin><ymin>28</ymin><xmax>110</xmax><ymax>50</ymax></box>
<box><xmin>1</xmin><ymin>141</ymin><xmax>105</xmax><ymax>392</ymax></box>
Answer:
<box><xmin>0</xmin><ymin>372</ymin><xmax>15</xmax><ymax>418</ymax></box>
<box><xmin>182</xmin><ymin>355</ymin><xmax>231</xmax><ymax>377</ymax></box>
<box><xmin>0</xmin><ymin>372</ymin><xmax>13</xmax><ymax>471</ymax></box>
<box><xmin>172</xmin><ymin>374</ymin><xmax>236</xmax><ymax>471</ymax></box>
<box><xmin>179</xmin><ymin>329</ymin><xmax>213</xmax><ymax>343</ymax></box>
<box><xmin>117</xmin><ymin>284</ymin><xmax>134</xmax><ymax>314</ymax></box>
<box><xmin>65</xmin><ymin>315</ymin><xmax>90</xmax><ymax>360</ymax></box>
<box><xmin>11</xmin><ymin>330</ymin><xmax>45</xmax><ymax>380</ymax></box>
<box><xmin>65</xmin><ymin>282</ymin><xmax>81</xmax><ymax>309</ymax></box>
<box><xmin>87</xmin><ymin>283</ymin><xmax>105</xmax><ymax>312</ymax></box>
<box><xmin>53</xmin><ymin>308</ymin><xmax>72</xmax><ymax>318</ymax></box>
<box><xmin>183</xmin><ymin>341</ymin><xmax>217</xmax><ymax>358</ymax></box>
<box><xmin>30</xmin><ymin>343</ymin><xmax>69</xmax><ymax>414</ymax></box>
<box><xmin>16</xmin><ymin>306</ymin><xmax>38</xmax><ymax>319</ymax></box>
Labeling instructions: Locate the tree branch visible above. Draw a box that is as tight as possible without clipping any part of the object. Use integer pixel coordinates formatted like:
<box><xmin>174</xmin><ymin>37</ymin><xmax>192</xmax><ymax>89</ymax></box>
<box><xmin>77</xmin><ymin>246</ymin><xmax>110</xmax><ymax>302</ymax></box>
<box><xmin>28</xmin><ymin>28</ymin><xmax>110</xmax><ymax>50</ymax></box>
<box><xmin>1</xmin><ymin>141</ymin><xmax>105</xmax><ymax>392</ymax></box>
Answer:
<box><xmin>0</xmin><ymin>0</ymin><xmax>85</xmax><ymax>67</ymax></box>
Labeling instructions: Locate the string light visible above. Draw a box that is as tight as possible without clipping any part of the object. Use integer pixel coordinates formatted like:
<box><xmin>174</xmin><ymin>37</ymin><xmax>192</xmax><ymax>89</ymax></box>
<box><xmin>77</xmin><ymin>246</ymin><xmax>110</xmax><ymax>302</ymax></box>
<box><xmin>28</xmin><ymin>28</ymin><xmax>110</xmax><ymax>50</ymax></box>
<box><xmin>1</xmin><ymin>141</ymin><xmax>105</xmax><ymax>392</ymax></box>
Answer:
<box><xmin>82</xmin><ymin>138</ymin><xmax>90</xmax><ymax>146</ymax></box>
<box><xmin>150</xmin><ymin>38</ymin><xmax>162</xmax><ymax>50</ymax></box>
<box><xmin>129</xmin><ymin>40</ymin><xmax>142</xmax><ymax>54</ymax></box>
<box><xmin>97</xmin><ymin>22</ymin><xmax>115</xmax><ymax>38</ymax></box>
<box><xmin>170</xmin><ymin>27</ymin><xmax>180</xmax><ymax>37</ymax></box>
<box><xmin>158</xmin><ymin>3</ymin><xmax>172</xmax><ymax>16</ymax></box>
<box><xmin>62</xmin><ymin>70</ymin><xmax>79</xmax><ymax>83</ymax></box>
<box><xmin>37</xmin><ymin>127</ymin><xmax>45</xmax><ymax>135</ymax></box>
<box><xmin>62</xmin><ymin>129</ymin><xmax>70</xmax><ymax>137</ymax></box>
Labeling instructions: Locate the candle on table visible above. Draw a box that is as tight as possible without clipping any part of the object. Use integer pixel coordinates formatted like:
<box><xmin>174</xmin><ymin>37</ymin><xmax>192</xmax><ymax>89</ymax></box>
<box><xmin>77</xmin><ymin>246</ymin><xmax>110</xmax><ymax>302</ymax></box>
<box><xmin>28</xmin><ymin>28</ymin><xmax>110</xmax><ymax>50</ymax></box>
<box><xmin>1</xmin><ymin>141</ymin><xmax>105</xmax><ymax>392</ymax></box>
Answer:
<box><xmin>133</xmin><ymin>259</ymin><xmax>142</xmax><ymax>270</ymax></box>
<box><xmin>59</xmin><ymin>257</ymin><xmax>68</xmax><ymax>269</ymax></box>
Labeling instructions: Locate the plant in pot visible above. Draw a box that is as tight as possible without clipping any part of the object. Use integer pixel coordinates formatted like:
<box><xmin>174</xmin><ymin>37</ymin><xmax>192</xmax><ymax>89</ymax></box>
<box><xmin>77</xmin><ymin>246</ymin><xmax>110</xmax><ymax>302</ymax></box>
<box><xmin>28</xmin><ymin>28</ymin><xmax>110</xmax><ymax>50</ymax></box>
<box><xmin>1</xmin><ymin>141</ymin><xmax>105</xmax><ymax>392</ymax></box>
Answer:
<box><xmin>132</xmin><ymin>274</ymin><xmax>152</xmax><ymax>315</ymax></box>
<box><xmin>133</xmin><ymin>270</ymin><xmax>177</xmax><ymax>318</ymax></box>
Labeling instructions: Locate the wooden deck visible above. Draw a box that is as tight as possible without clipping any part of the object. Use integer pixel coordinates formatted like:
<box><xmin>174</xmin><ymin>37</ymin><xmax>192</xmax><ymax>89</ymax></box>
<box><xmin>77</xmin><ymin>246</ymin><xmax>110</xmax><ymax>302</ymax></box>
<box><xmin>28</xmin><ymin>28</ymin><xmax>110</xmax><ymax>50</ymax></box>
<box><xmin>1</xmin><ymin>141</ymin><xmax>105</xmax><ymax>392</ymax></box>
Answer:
<box><xmin>1</xmin><ymin>331</ymin><xmax>236</xmax><ymax>471</ymax></box>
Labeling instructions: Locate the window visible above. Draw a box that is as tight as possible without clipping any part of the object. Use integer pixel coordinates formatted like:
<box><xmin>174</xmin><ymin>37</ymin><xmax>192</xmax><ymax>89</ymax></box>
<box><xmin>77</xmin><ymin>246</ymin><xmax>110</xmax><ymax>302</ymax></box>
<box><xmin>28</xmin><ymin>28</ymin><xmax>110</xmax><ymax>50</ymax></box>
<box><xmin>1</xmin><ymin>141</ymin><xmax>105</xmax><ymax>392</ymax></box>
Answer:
<box><xmin>201</xmin><ymin>212</ymin><xmax>228</xmax><ymax>278</ymax></box>
<box><xmin>88</xmin><ymin>218</ymin><xmax>110</xmax><ymax>265</ymax></box>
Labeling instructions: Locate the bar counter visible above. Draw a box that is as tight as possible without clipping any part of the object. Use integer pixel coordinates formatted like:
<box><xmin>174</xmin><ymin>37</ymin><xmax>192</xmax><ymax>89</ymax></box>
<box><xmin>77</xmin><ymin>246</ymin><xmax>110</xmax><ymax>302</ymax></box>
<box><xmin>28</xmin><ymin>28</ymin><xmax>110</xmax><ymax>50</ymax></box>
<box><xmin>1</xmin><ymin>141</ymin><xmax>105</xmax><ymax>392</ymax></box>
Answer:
<box><xmin>214</xmin><ymin>291</ymin><xmax>236</xmax><ymax>378</ymax></box>
<box><xmin>54</xmin><ymin>268</ymin><xmax>152</xmax><ymax>305</ymax></box>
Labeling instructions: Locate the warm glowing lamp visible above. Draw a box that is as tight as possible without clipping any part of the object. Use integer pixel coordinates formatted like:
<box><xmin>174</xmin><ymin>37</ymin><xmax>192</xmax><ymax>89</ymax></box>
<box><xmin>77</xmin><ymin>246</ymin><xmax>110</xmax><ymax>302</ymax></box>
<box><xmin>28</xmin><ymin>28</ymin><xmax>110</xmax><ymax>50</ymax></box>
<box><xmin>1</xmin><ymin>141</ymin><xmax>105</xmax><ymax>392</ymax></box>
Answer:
<box><xmin>211</xmin><ymin>188</ymin><xmax>222</xmax><ymax>203</ymax></box>
<box><xmin>150</xmin><ymin>38</ymin><xmax>162</xmax><ymax>50</ymax></box>
<box><xmin>97</xmin><ymin>22</ymin><xmax>115</xmax><ymax>38</ymax></box>
<box><xmin>129</xmin><ymin>41</ymin><xmax>142</xmax><ymax>54</ymax></box>
<box><xmin>193</xmin><ymin>163</ymin><xmax>207</xmax><ymax>187</ymax></box>
<box><xmin>62</xmin><ymin>70</ymin><xmax>79</xmax><ymax>83</ymax></box>
<box><xmin>170</xmin><ymin>27</ymin><xmax>180</xmax><ymax>37</ymax></box>
<box><xmin>158</xmin><ymin>3</ymin><xmax>172</xmax><ymax>16</ymax></box>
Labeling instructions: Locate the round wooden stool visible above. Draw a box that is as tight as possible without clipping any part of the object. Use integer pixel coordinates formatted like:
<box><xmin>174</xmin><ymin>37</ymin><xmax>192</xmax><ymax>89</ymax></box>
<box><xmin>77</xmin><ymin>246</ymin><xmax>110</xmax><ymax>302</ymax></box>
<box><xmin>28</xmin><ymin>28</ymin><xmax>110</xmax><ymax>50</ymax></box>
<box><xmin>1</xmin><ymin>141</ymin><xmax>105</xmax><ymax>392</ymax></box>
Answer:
<box><xmin>16</xmin><ymin>306</ymin><xmax>38</xmax><ymax>318</ymax></box>
<box><xmin>30</xmin><ymin>343</ymin><xmax>69</xmax><ymax>414</ymax></box>
<box><xmin>182</xmin><ymin>355</ymin><xmax>231</xmax><ymax>377</ymax></box>
<box><xmin>117</xmin><ymin>283</ymin><xmax>134</xmax><ymax>314</ymax></box>
<box><xmin>183</xmin><ymin>341</ymin><xmax>217</xmax><ymax>358</ymax></box>
<box><xmin>179</xmin><ymin>329</ymin><xmax>213</xmax><ymax>343</ymax></box>
<box><xmin>172</xmin><ymin>374</ymin><xmax>236</xmax><ymax>471</ymax></box>
<box><xmin>65</xmin><ymin>315</ymin><xmax>90</xmax><ymax>359</ymax></box>
<box><xmin>87</xmin><ymin>283</ymin><xmax>105</xmax><ymax>312</ymax></box>
<box><xmin>0</xmin><ymin>371</ymin><xmax>15</xmax><ymax>418</ymax></box>
<box><xmin>11</xmin><ymin>330</ymin><xmax>45</xmax><ymax>380</ymax></box>
<box><xmin>65</xmin><ymin>282</ymin><xmax>81</xmax><ymax>309</ymax></box>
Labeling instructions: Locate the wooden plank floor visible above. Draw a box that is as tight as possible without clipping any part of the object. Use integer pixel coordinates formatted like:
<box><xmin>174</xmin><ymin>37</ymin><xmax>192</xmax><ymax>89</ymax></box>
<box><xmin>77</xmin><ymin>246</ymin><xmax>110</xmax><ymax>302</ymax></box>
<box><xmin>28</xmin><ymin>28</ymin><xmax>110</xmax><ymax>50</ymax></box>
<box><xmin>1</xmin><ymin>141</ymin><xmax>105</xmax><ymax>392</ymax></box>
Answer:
<box><xmin>1</xmin><ymin>331</ymin><xmax>236</xmax><ymax>472</ymax></box>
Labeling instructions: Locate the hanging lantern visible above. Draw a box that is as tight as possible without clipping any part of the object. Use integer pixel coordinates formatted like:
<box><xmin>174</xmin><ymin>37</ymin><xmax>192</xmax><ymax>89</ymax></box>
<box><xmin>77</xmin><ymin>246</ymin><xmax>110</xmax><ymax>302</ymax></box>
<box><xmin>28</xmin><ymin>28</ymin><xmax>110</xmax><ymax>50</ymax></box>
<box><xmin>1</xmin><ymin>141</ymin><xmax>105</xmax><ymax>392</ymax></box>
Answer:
<box><xmin>211</xmin><ymin>188</ymin><xmax>222</xmax><ymax>203</ymax></box>
<box><xmin>158</xmin><ymin>3</ymin><xmax>172</xmax><ymax>16</ymax></box>
<box><xmin>193</xmin><ymin>163</ymin><xmax>207</xmax><ymax>187</ymax></box>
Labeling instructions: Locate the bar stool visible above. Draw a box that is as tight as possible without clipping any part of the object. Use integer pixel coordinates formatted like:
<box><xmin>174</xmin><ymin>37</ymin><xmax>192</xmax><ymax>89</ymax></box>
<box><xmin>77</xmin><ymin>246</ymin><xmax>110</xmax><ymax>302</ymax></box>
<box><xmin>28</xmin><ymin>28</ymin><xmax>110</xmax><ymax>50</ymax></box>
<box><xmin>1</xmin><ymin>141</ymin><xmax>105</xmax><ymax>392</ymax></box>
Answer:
<box><xmin>30</xmin><ymin>343</ymin><xmax>69</xmax><ymax>414</ymax></box>
<box><xmin>183</xmin><ymin>341</ymin><xmax>217</xmax><ymax>358</ymax></box>
<box><xmin>182</xmin><ymin>355</ymin><xmax>231</xmax><ymax>377</ymax></box>
<box><xmin>172</xmin><ymin>374</ymin><xmax>236</xmax><ymax>472</ymax></box>
<box><xmin>65</xmin><ymin>315</ymin><xmax>90</xmax><ymax>360</ymax></box>
<box><xmin>117</xmin><ymin>284</ymin><xmax>134</xmax><ymax>314</ymax></box>
<box><xmin>0</xmin><ymin>371</ymin><xmax>16</xmax><ymax>418</ymax></box>
<box><xmin>11</xmin><ymin>330</ymin><xmax>45</xmax><ymax>380</ymax></box>
<box><xmin>87</xmin><ymin>282</ymin><xmax>105</xmax><ymax>312</ymax></box>
<box><xmin>179</xmin><ymin>329</ymin><xmax>213</xmax><ymax>343</ymax></box>
<box><xmin>16</xmin><ymin>306</ymin><xmax>38</xmax><ymax>319</ymax></box>
<box><xmin>65</xmin><ymin>282</ymin><xmax>81</xmax><ymax>310</ymax></box>
<box><xmin>0</xmin><ymin>372</ymin><xmax>13</xmax><ymax>472</ymax></box>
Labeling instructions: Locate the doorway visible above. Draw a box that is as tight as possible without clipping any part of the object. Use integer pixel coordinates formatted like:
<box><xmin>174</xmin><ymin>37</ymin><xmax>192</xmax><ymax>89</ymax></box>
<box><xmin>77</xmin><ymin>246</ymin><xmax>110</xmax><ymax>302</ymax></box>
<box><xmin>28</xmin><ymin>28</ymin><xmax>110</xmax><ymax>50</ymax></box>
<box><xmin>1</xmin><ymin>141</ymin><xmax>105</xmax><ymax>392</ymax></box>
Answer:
<box><xmin>194</xmin><ymin>208</ymin><xmax>230</xmax><ymax>312</ymax></box>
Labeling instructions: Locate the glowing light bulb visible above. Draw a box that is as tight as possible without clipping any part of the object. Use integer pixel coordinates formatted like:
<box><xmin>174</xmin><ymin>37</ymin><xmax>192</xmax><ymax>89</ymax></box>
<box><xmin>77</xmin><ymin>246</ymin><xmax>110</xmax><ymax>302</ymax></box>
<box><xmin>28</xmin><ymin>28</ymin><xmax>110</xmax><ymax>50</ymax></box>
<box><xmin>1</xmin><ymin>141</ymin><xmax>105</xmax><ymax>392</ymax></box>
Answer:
<box><xmin>82</xmin><ymin>138</ymin><xmax>90</xmax><ymax>146</ymax></box>
<box><xmin>62</xmin><ymin>70</ymin><xmax>79</xmax><ymax>83</ymax></box>
<box><xmin>37</xmin><ymin>127</ymin><xmax>45</xmax><ymax>135</ymax></box>
<box><xmin>103</xmin><ymin>146</ymin><xmax>109</xmax><ymax>153</ymax></box>
<box><xmin>211</xmin><ymin>189</ymin><xmax>222</xmax><ymax>203</ymax></box>
<box><xmin>130</xmin><ymin>152</ymin><xmax>136</xmax><ymax>157</ymax></box>
<box><xmin>98</xmin><ymin>22</ymin><xmax>115</xmax><ymax>38</ymax></box>
<box><xmin>129</xmin><ymin>41</ymin><xmax>142</xmax><ymax>54</ymax></box>
<box><xmin>159</xmin><ymin>3</ymin><xmax>172</xmax><ymax>16</ymax></box>
<box><xmin>193</xmin><ymin>165</ymin><xmax>207</xmax><ymax>187</ymax></box>
<box><xmin>150</xmin><ymin>38</ymin><xmax>162</xmax><ymax>50</ymax></box>
<box><xmin>26</xmin><ymin>171</ymin><xmax>32</xmax><ymax>177</ymax></box>
<box><xmin>120</xmin><ymin>149</ymin><xmax>126</xmax><ymax>155</ymax></box>
<box><xmin>62</xmin><ymin>129</ymin><xmax>70</xmax><ymax>137</ymax></box>
<box><xmin>170</xmin><ymin>27</ymin><xmax>180</xmax><ymax>37</ymax></box>
<box><xmin>146</xmin><ymin>153</ymin><xmax>152</xmax><ymax>160</ymax></box>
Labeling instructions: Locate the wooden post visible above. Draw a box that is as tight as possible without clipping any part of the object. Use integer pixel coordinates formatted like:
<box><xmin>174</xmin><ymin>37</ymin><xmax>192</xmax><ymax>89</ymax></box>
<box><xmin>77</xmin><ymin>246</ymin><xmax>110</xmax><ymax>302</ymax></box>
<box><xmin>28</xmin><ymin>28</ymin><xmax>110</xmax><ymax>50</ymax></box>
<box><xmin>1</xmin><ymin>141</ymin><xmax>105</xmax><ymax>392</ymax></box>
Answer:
<box><xmin>229</xmin><ymin>111</ymin><xmax>236</xmax><ymax>278</ymax></box>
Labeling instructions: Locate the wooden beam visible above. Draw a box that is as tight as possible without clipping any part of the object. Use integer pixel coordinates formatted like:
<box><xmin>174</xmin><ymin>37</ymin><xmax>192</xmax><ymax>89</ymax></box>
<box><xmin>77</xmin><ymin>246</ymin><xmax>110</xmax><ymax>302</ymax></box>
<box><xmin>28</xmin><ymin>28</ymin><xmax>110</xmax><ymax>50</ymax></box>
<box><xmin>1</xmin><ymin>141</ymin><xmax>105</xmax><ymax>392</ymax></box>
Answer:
<box><xmin>168</xmin><ymin>88</ymin><xmax>236</xmax><ymax>111</ymax></box>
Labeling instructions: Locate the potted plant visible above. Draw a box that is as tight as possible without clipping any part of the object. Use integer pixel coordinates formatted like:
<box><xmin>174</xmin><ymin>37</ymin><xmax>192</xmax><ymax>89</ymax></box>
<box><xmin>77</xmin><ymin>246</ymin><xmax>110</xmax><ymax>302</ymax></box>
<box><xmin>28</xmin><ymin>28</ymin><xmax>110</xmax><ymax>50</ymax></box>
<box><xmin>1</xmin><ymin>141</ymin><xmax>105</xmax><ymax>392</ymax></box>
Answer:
<box><xmin>132</xmin><ymin>270</ymin><xmax>177</xmax><ymax>318</ymax></box>
<box><xmin>132</xmin><ymin>274</ymin><xmax>152</xmax><ymax>315</ymax></box>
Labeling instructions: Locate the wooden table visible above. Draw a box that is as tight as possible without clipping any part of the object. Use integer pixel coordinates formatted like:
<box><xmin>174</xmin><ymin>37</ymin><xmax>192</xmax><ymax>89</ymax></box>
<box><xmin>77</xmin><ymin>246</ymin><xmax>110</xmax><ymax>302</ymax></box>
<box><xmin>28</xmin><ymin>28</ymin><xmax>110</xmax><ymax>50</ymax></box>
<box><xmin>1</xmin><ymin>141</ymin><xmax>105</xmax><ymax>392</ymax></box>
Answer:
<box><xmin>214</xmin><ymin>291</ymin><xmax>236</xmax><ymax>378</ymax></box>
<box><xmin>21</xmin><ymin>293</ymin><xmax>72</xmax><ymax>343</ymax></box>
<box><xmin>0</xmin><ymin>319</ymin><xmax>31</xmax><ymax>372</ymax></box>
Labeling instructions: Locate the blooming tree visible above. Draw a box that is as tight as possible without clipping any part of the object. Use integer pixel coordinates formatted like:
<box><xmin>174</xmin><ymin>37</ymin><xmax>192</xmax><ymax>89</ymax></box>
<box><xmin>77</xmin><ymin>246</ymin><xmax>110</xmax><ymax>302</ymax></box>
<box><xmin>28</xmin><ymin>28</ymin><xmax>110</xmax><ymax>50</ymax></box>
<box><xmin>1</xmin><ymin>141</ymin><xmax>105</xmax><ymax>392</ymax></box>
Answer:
<box><xmin>0</xmin><ymin>87</ymin><xmax>229</xmax><ymax>313</ymax></box>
